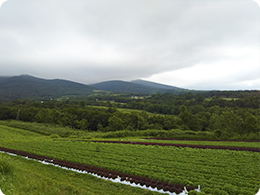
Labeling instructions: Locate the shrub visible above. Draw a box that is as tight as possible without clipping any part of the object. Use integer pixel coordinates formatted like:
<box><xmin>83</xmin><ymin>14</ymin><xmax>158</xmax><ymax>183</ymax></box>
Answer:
<box><xmin>68</xmin><ymin>135</ymin><xmax>78</xmax><ymax>139</ymax></box>
<box><xmin>80</xmin><ymin>136</ymin><xmax>92</xmax><ymax>139</ymax></box>
<box><xmin>50</xmin><ymin>134</ymin><xmax>60</xmax><ymax>138</ymax></box>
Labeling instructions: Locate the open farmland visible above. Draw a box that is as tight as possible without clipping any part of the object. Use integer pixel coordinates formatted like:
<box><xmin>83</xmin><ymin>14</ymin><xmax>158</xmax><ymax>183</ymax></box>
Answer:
<box><xmin>0</xmin><ymin>124</ymin><xmax>259</xmax><ymax>195</ymax></box>
<box><xmin>0</xmin><ymin>152</ymin><xmax>157</xmax><ymax>195</ymax></box>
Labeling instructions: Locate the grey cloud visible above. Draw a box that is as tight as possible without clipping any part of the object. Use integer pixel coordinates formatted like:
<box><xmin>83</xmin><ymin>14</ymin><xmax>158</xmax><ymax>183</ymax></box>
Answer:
<box><xmin>0</xmin><ymin>0</ymin><xmax>259</xmax><ymax>89</ymax></box>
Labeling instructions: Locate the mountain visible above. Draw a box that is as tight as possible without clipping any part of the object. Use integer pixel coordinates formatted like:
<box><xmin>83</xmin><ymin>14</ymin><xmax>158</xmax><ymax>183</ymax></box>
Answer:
<box><xmin>91</xmin><ymin>80</ymin><xmax>189</xmax><ymax>94</ymax></box>
<box><xmin>0</xmin><ymin>75</ymin><xmax>94</xmax><ymax>100</ymax></box>
<box><xmin>0</xmin><ymin>76</ymin><xmax>10</xmax><ymax>82</ymax></box>
<box><xmin>131</xmin><ymin>79</ymin><xmax>185</xmax><ymax>90</ymax></box>
<box><xmin>91</xmin><ymin>80</ymin><xmax>156</xmax><ymax>94</ymax></box>
<box><xmin>0</xmin><ymin>75</ymin><xmax>191</xmax><ymax>101</ymax></box>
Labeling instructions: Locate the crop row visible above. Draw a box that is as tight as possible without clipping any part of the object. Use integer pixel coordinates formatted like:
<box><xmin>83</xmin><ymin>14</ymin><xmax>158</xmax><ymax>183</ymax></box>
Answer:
<box><xmin>0</xmin><ymin>146</ymin><xmax>194</xmax><ymax>194</ymax></box>
<box><xmin>0</xmin><ymin>140</ymin><xmax>259</xmax><ymax>194</ymax></box>
<box><xmin>140</xmin><ymin>137</ymin><xmax>260</xmax><ymax>148</ymax></box>
<box><xmin>143</xmin><ymin>137</ymin><xmax>260</xmax><ymax>142</ymax></box>
<box><xmin>91</xmin><ymin>140</ymin><xmax>260</xmax><ymax>152</ymax></box>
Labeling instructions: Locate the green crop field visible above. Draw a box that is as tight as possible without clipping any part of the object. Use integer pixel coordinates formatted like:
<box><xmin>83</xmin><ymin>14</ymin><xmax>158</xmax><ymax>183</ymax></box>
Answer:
<box><xmin>0</xmin><ymin>153</ymin><xmax>157</xmax><ymax>195</ymax></box>
<box><xmin>0</xmin><ymin>123</ymin><xmax>260</xmax><ymax>195</ymax></box>
<box><xmin>110</xmin><ymin>137</ymin><xmax>260</xmax><ymax>148</ymax></box>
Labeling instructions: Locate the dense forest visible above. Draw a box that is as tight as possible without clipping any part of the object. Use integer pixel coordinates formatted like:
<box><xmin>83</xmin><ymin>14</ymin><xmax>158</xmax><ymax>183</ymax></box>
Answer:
<box><xmin>0</xmin><ymin>91</ymin><xmax>259</xmax><ymax>140</ymax></box>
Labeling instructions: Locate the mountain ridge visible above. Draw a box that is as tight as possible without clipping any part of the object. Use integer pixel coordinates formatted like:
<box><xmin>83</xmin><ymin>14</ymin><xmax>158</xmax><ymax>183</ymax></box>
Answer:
<box><xmin>90</xmin><ymin>79</ymin><xmax>188</xmax><ymax>94</ymax></box>
<box><xmin>0</xmin><ymin>75</ymin><xmax>190</xmax><ymax>101</ymax></box>
<box><xmin>0</xmin><ymin>75</ymin><xmax>94</xmax><ymax>100</ymax></box>
<box><xmin>131</xmin><ymin>79</ymin><xmax>181</xmax><ymax>90</ymax></box>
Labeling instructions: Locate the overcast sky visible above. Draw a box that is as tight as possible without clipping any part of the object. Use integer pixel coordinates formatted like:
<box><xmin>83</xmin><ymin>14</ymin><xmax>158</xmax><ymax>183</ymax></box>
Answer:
<box><xmin>0</xmin><ymin>0</ymin><xmax>259</xmax><ymax>90</ymax></box>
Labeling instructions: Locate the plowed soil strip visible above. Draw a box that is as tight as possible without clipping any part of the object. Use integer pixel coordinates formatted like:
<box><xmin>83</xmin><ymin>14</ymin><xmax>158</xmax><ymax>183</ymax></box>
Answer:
<box><xmin>0</xmin><ymin>146</ymin><xmax>196</xmax><ymax>195</ymax></box>
<box><xmin>91</xmin><ymin>140</ymin><xmax>260</xmax><ymax>152</ymax></box>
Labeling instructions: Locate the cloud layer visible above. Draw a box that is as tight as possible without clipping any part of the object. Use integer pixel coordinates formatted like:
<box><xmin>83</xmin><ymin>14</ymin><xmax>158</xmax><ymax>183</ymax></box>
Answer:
<box><xmin>0</xmin><ymin>0</ymin><xmax>259</xmax><ymax>90</ymax></box>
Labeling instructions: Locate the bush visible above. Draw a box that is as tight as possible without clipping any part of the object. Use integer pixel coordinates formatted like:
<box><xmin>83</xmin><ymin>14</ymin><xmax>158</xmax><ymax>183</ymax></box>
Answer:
<box><xmin>50</xmin><ymin>134</ymin><xmax>60</xmax><ymax>138</ymax></box>
<box><xmin>80</xmin><ymin>136</ymin><xmax>92</xmax><ymax>139</ymax></box>
<box><xmin>68</xmin><ymin>135</ymin><xmax>78</xmax><ymax>139</ymax></box>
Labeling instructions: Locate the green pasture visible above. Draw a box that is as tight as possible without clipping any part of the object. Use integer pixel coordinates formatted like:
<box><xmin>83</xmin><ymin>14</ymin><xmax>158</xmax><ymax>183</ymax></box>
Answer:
<box><xmin>88</xmin><ymin>105</ymin><xmax>157</xmax><ymax>114</ymax></box>
<box><xmin>0</xmin><ymin>124</ymin><xmax>46</xmax><ymax>141</ymax></box>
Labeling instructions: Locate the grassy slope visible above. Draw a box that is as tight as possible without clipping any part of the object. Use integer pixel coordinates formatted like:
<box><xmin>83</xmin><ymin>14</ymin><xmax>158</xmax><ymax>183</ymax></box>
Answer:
<box><xmin>1</xmin><ymin>120</ymin><xmax>259</xmax><ymax>148</ymax></box>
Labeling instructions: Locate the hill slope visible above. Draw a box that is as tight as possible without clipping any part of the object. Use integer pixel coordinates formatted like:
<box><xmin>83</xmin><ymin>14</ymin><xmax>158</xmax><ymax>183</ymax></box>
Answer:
<box><xmin>91</xmin><ymin>80</ymin><xmax>156</xmax><ymax>94</ymax></box>
<box><xmin>0</xmin><ymin>76</ymin><xmax>10</xmax><ymax>82</ymax></box>
<box><xmin>0</xmin><ymin>75</ymin><xmax>94</xmax><ymax>100</ymax></box>
<box><xmin>131</xmin><ymin>79</ymin><xmax>181</xmax><ymax>90</ymax></box>
<box><xmin>91</xmin><ymin>80</ymin><xmax>189</xmax><ymax>94</ymax></box>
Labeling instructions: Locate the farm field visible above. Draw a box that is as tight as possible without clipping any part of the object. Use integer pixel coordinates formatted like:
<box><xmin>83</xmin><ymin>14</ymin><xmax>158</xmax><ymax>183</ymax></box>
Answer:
<box><xmin>88</xmin><ymin>105</ymin><xmax>161</xmax><ymax>115</ymax></box>
<box><xmin>0</xmin><ymin>153</ymin><xmax>157</xmax><ymax>195</ymax></box>
<box><xmin>0</xmin><ymin>123</ymin><xmax>259</xmax><ymax>194</ymax></box>
<box><xmin>92</xmin><ymin>137</ymin><xmax>260</xmax><ymax>149</ymax></box>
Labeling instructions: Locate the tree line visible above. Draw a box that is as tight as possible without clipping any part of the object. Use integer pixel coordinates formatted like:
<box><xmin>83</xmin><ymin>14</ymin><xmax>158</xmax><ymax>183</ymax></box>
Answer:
<box><xmin>0</xmin><ymin>91</ymin><xmax>259</xmax><ymax>140</ymax></box>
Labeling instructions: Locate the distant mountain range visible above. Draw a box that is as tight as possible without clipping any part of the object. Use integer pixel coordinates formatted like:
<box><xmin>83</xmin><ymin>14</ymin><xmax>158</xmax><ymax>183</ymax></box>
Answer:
<box><xmin>0</xmin><ymin>75</ymin><xmax>189</xmax><ymax>101</ymax></box>
<box><xmin>0</xmin><ymin>75</ymin><xmax>94</xmax><ymax>100</ymax></box>
<box><xmin>91</xmin><ymin>80</ymin><xmax>188</xmax><ymax>94</ymax></box>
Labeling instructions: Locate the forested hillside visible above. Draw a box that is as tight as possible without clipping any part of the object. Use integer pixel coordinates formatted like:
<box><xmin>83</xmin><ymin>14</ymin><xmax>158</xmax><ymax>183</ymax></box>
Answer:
<box><xmin>0</xmin><ymin>75</ymin><xmax>94</xmax><ymax>100</ymax></box>
<box><xmin>0</xmin><ymin>91</ymin><xmax>259</xmax><ymax>140</ymax></box>
<box><xmin>91</xmin><ymin>80</ymin><xmax>189</xmax><ymax>94</ymax></box>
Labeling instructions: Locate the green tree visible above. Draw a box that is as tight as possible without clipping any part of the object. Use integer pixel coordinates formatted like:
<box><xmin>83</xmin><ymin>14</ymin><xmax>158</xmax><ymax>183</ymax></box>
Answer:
<box><xmin>34</xmin><ymin>108</ymin><xmax>52</xmax><ymax>124</ymax></box>
<box><xmin>242</xmin><ymin>112</ymin><xmax>259</xmax><ymax>134</ymax></box>
<box><xmin>207</xmin><ymin>113</ymin><xmax>222</xmax><ymax>131</ymax></box>
<box><xmin>163</xmin><ymin>115</ymin><xmax>182</xmax><ymax>130</ymax></box>
<box><xmin>179</xmin><ymin>106</ymin><xmax>202</xmax><ymax>131</ymax></box>
<box><xmin>220</xmin><ymin>109</ymin><xmax>243</xmax><ymax>135</ymax></box>
<box><xmin>75</xmin><ymin>119</ymin><xmax>89</xmax><ymax>130</ymax></box>
<box><xmin>108</xmin><ymin>116</ymin><xmax>124</xmax><ymax>131</ymax></box>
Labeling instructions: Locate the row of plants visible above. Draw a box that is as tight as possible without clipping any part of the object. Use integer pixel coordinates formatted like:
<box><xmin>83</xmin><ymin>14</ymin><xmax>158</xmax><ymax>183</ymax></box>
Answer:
<box><xmin>0</xmin><ymin>137</ymin><xmax>259</xmax><ymax>195</ymax></box>
<box><xmin>90</xmin><ymin>140</ymin><xmax>260</xmax><ymax>152</ymax></box>
<box><xmin>0</xmin><ymin>153</ymin><xmax>157</xmax><ymax>195</ymax></box>
<box><xmin>138</xmin><ymin>138</ymin><xmax>260</xmax><ymax>148</ymax></box>
<box><xmin>0</xmin><ymin>146</ymin><xmax>195</xmax><ymax>194</ymax></box>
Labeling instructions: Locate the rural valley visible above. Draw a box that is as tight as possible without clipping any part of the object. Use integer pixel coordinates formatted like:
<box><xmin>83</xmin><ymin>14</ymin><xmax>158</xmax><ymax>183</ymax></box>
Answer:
<box><xmin>0</xmin><ymin>75</ymin><xmax>259</xmax><ymax>195</ymax></box>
